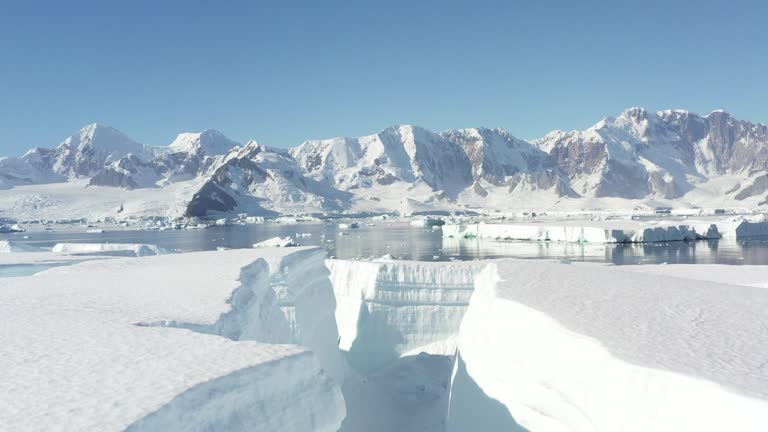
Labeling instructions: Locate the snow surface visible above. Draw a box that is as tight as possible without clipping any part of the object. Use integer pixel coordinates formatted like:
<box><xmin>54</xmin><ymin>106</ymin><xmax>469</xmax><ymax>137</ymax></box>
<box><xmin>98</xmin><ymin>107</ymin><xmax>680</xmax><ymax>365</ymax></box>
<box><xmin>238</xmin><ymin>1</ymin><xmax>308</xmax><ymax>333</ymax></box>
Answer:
<box><xmin>448</xmin><ymin>260</ymin><xmax>768</xmax><ymax>431</ymax></box>
<box><xmin>167</xmin><ymin>129</ymin><xmax>240</xmax><ymax>156</ymax></box>
<box><xmin>0</xmin><ymin>248</ymin><xmax>345</xmax><ymax>431</ymax></box>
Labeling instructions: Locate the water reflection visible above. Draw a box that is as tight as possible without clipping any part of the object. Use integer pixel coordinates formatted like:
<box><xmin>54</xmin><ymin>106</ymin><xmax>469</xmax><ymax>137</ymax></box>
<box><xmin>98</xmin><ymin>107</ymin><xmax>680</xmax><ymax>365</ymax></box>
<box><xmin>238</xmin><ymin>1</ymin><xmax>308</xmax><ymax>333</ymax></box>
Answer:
<box><xmin>4</xmin><ymin>223</ymin><xmax>768</xmax><ymax>265</ymax></box>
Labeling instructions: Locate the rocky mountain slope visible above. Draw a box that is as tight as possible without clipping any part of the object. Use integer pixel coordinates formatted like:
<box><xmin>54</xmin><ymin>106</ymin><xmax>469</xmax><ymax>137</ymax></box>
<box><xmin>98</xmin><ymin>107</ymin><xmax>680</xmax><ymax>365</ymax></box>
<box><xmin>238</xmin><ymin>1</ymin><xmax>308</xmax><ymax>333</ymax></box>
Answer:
<box><xmin>2</xmin><ymin>108</ymin><xmax>767</xmax><ymax>218</ymax></box>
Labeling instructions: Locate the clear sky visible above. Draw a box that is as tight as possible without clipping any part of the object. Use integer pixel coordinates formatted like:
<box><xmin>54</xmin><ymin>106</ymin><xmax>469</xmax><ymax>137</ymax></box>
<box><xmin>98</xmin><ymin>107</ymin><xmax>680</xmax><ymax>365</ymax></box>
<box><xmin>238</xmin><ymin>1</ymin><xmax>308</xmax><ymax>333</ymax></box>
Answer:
<box><xmin>1</xmin><ymin>0</ymin><xmax>767</xmax><ymax>155</ymax></box>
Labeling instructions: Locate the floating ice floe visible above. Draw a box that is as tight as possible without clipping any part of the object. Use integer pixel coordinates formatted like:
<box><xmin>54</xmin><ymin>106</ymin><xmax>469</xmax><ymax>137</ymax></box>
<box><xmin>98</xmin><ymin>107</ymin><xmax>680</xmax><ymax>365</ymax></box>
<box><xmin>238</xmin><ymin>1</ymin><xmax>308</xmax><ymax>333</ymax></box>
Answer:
<box><xmin>51</xmin><ymin>243</ymin><xmax>168</xmax><ymax>257</ymax></box>
<box><xmin>252</xmin><ymin>236</ymin><xmax>297</xmax><ymax>248</ymax></box>
<box><xmin>0</xmin><ymin>240</ymin><xmax>42</xmax><ymax>253</ymax></box>
<box><xmin>0</xmin><ymin>224</ymin><xmax>25</xmax><ymax>233</ymax></box>
<box><xmin>443</xmin><ymin>221</ymin><xmax>724</xmax><ymax>243</ymax></box>
<box><xmin>0</xmin><ymin>248</ymin><xmax>345</xmax><ymax>432</ymax></box>
<box><xmin>716</xmin><ymin>215</ymin><xmax>768</xmax><ymax>238</ymax></box>
<box><xmin>409</xmin><ymin>217</ymin><xmax>446</xmax><ymax>228</ymax></box>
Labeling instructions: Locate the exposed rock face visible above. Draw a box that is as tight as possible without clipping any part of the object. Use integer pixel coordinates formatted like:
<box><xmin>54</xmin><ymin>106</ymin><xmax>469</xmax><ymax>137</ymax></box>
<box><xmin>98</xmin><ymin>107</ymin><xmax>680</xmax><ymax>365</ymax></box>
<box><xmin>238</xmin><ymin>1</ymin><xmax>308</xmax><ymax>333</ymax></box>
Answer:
<box><xmin>441</xmin><ymin>127</ymin><xmax>578</xmax><ymax>197</ymax></box>
<box><xmin>4</xmin><ymin>108</ymin><xmax>768</xmax><ymax>216</ymax></box>
<box><xmin>88</xmin><ymin>154</ymin><xmax>162</xmax><ymax>190</ymax></box>
<box><xmin>534</xmin><ymin>107</ymin><xmax>768</xmax><ymax>199</ymax></box>
<box><xmin>184</xmin><ymin>141</ymin><xmax>349</xmax><ymax>217</ymax></box>
<box><xmin>735</xmin><ymin>174</ymin><xmax>768</xmax><ymax>200</ymax></box>
<box><xmin>291</xmin><ymin>125</ymin><xmax>474</xmax><ymax>198</ymax></box>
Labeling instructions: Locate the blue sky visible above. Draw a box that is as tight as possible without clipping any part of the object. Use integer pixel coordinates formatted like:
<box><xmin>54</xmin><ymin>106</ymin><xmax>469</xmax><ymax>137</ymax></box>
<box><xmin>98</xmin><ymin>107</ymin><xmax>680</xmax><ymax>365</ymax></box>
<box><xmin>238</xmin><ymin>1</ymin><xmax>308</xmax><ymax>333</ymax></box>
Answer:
<box><xmin>1</xmin><ymin>0</ymin><xmax>766</xmax><ymax>155</ymax></box>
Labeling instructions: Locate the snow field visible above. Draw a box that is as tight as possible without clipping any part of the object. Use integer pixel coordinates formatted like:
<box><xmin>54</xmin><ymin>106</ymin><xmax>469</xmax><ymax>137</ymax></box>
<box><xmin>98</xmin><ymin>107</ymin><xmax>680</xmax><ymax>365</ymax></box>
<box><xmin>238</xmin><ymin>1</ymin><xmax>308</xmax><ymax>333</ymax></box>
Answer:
<box><xmin>0</xmin><ymin>248</ymin><xmax>345</xmax><ymax>432</ymax></box>
<box><xmin>448</xmin><ymin>261</ymin><xmax>768</xmax><ymax>431</ymax></box>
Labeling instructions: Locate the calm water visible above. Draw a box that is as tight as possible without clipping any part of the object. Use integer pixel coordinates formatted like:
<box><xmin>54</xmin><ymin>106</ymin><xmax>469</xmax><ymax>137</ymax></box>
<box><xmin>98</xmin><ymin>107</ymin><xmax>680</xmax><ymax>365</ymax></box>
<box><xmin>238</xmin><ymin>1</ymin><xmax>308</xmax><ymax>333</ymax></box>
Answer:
<box><xmin>4</xmin><ymin>222</ymin><xmax>768</xmax><ymax>265</ymax></box>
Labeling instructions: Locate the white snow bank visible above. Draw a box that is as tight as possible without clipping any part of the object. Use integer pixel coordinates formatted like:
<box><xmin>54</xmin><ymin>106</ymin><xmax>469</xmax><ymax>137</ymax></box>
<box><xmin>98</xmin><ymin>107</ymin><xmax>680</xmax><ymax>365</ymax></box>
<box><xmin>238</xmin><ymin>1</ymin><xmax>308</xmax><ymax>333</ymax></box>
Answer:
<box><xmin>328</xmin><ymin>259</ymin><xmax>487</xmax><ymax>373</ymax></box>
<box><xmin>51</xmin><ymin>242</ymin><xmax>168</xmax><ymax>256</ymax></box>
<box><xmin>443</xmin><ymin>221</ymin><xmax>717</xmax><ymax>243</ymax></box>
<box><xmin>448</xmin><ymin>260</ymin><xmax>768</xmax><ymax>431</ymax></box>
<box><xmin>0</xmin><ymin>248</ymin><xmax>345</xmax><ymax>432</ymax></box>
<box><xmin>252</xmin><ymin>236</ymin><xmax>297</xmax><ymax>248</ymax></box>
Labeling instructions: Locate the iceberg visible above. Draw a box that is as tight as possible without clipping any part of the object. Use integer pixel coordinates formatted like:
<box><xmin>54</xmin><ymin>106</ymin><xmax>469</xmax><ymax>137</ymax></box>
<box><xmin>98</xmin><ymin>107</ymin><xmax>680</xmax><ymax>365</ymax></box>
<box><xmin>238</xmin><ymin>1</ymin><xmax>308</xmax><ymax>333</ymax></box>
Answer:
<box><xmin>0</xmin><ymin>240</ymin><xmax>41</xmax><ymax>253</ymax></box>
<box><xmin>717</xmin><ymin>215</ymin><xmax>768</xmax><ymax>238</ymax></box>
<box><xmin>51</xmin><ymin>242</ymin><xmax>168</xmax><ymax>256</ymax></box>
<box><xmin>443</xmin><ymin>221</ymin><xmax>720</xmax><ymax>243</ymax></box>
<box><xmin>252</xmin><ymin>236</ymin><xmax>297</xmax><ymax>248</ymax></box>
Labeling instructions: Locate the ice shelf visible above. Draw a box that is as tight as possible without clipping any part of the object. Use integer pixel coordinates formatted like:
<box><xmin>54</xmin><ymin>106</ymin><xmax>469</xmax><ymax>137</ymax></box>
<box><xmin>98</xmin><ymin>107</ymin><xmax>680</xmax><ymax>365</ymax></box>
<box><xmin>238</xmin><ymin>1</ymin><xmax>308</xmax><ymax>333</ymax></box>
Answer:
<box><xmin>443</xmin><ymin>220</ymin><xmax>729</xmax><ymax>243</ymax></box>
<box><xmin>0</xmin><ymin>248</ymin><xmax>345</xmax><ymax>432</ymax></box>
<box><xmin>448</xmin><ymin>260</ymin><xmax>768</xmax><ymax>431</ymax></box>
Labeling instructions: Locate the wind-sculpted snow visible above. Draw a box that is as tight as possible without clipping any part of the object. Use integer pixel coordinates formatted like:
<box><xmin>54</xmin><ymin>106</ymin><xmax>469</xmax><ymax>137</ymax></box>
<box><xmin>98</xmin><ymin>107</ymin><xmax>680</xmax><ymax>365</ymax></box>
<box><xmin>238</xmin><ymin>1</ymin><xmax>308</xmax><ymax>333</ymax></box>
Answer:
<box><xmin>0</xmin><ymin>248</ymin><xmax>345</xmax><ymax>431</ymax></box>
<box><xmin>328</xmin><ymin>259</ymin><xmax>487</xmax><ymax>373</ymax></box>
<box><xmin>443</xmin><ymin>220</ymin><xmax>720</xmax><ymax>243</ymax></box>
<box><xmin>448</xmin><ymin>261</ymin><xmax>768</xmax><ymax>431</ymax></box>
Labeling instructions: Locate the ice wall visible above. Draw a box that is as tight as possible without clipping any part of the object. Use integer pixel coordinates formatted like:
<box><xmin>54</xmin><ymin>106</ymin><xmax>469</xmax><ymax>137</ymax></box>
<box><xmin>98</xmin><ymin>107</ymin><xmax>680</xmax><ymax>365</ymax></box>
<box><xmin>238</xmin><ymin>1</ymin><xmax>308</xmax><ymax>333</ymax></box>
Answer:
<box><xmin>443</xmin><ymin>221</ymin><xmax>717</xmax><ymax>243</ymax></box>
<box><xmin>51</xmin><ymin>242</ymin><xmax>168</xmax><ymax>256</ymax></box>
<box><xmin>717</xmin><ymin>215</ymin><xmax>768</xmax><ymax>238</ymax></box>
<box><xmin>448</xmin><ymin>261</ymin><xmax>768</xmax><ymax>431</ymax></box>
<box><xmin>328</xmin><ymin>259</ymin><xmax>487</xmax><ymax>373</ymax></box>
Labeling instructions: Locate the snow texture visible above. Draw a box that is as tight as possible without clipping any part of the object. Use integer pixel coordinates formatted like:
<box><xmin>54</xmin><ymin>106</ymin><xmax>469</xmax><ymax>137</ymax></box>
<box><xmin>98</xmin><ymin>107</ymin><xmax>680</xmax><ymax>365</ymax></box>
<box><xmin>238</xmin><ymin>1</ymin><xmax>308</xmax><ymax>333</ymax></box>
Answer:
<box><xmin>0</xmin><ymin>248</ymin><xmax>345</xmax><ymax>432</ymax></box>
<box><xmin>448</xmin><ymin>260</ymin><xmax>768</xmax><ymax>431</ymax></box>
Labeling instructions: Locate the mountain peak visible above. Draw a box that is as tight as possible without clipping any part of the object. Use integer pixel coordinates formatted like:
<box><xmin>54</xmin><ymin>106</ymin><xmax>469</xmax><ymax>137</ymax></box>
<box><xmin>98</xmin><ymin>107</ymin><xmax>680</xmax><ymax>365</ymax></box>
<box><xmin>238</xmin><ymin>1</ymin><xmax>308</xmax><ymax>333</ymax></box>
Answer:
<box><xmin>168</xmin><ymin>129</ymin><xmax>239</xmax><ymax>156</ymax></box>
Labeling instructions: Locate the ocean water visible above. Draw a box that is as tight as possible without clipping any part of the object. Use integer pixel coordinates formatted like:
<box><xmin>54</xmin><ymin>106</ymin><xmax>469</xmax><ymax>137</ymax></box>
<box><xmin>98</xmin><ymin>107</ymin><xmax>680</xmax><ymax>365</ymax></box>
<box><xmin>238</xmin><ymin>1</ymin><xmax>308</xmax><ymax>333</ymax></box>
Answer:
<box><xmin>4</xmin><ymin>222</ymin><xmax>768</xmax><ymax>265</ymax></box>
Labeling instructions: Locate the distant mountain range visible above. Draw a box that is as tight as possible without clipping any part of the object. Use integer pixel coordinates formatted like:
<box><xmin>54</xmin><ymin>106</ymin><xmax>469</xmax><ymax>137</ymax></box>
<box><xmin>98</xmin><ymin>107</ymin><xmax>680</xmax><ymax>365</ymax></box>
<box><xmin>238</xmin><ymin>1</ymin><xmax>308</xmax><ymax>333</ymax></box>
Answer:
<box><xmin>2</xmin><ymin>107</ymin><xmax>767</xmax><ymax>218</ymax></box>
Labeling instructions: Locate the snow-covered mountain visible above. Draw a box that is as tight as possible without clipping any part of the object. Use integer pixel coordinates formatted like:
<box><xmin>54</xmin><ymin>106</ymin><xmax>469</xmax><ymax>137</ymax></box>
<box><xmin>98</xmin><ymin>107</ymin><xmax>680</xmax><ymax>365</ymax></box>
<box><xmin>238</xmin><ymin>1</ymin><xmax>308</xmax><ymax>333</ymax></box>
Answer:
<box><xmin>291</xmin><ymin>125</ymin><xmax>474</xmax><ymax>198</ymax></box>
<box><xmin>39</xmin><ymin>123</ymin><xmax>147</xmax><ymax>178</ymax></box>
<box><xmin>535</xmin><ymin>108</ymin><xmax>768</xmax><ymax>201</ymax></box>
<box><xmin>186</xmin><ymin>141</ymin><xmax>351</xmax><ymax>217</ymax></box>
<box><xmin>2</xmin><ymin>108</ymin><xmax>768</xmax><ymax>219</ymax></box>
<box><xmin>441</xmin><ymin>127</ymin><xmax>578</xmax><ymax>199</ymax></box>
<box><xmin>88</xmin><ymin>129</ymin><xmax>240</xmax><ymax>189</ymax></box>
<box><xmin>167</xmin><ymin>129</ymin><xmax>240</xmax><ymax>156</ymax></box>
<box><xmin>1</xmin><ymin>123</ymin><xmax>144</xmax><ymax>188</ymax></box>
